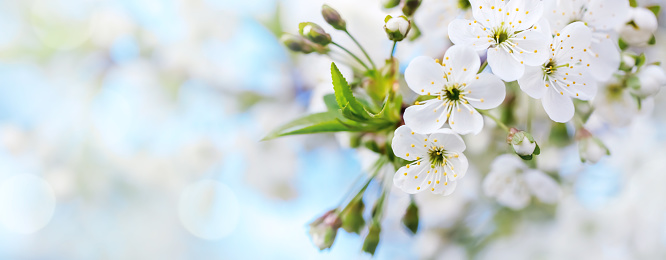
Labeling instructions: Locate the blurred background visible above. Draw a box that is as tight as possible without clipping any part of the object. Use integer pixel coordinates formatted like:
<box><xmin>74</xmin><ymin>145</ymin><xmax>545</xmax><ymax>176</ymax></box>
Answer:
<box><xmin>0</xmin><ymin>0</ymin><xmax>665</xmax><ymax>259</ymax></box>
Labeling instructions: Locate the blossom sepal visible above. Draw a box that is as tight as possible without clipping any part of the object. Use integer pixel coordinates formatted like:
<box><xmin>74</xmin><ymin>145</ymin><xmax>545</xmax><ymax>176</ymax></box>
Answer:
<box><xmin>340</xmin><ymin>197</ymin><xmax>366</xmax><ymax>234</ymax></box>
<box><xmin>508</xmin><ymin>128</ymin><xmax>540</xmax><ymax>160</ymax></box>
<box><xmin>362</xmin><ymin>220</ymin><xmax>381</xmax><ymax>255</ymax></box>
<box><xmin>299</xmin><ymin>22</ymin><xmax>332</xmax><ymax>46</ymax></box>
<box><xmin>401</xmin><ymin>200</ymin><xmax>419</xmax><ymax>234</ymax></box>
<box><xmin>308</xmin><ymin>209</ymin><xmax>343</xmax><ymax>250</ymax></box>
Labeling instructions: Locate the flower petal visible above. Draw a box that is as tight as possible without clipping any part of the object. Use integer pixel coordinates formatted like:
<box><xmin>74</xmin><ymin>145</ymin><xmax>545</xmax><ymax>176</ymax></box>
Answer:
<box><xmin>442</xmin><ymin>45</ymin><xmax>481</xmax><ymax>84</ymax></box>
<box><xmin>405</xmin><ymin>56</ymin><xmax>446</xmax><ymax>95</ymax></box>
<box><xmin>465</xmin><ymin>73</ymin><xmax>506</xmax><ymax>109</ymax></box>
<box><xmin>487</xmin><ymin>46</ymin><xmax>525</xmax><ymax>81</ymax></box>
<box><xmin>427</xmin><ymin>128</ymin><xmax>466</xmax><ymax>152</ymax></box>
<box><xmin>553</xmin><ymin>66</ymin><xmax>598</xmax><ymax>100</ymax></box>
<box><xmin>392</xmin><ymin>125</ymin><xmax>430</xmax><ymax>161</ymax></box>
<box><xmin>496</xmin><ymin>180</ymin><xmax>531</xmax><ymax>210</ymax></box>
<box><xmin>542</xmin><ymin>86</ymin><xmax>575</xmax><ymax>123</ymax></box>
<box><xmin>552</xmin><ymin>22</ymin><xmax>592</xmax><ymax>62</ymax></box>
<box><xmin>393</xmin><ymin>163</ymin><xmax>432</xmax><ymax>194</ymax></box>
<box><xmin>518</xmin><ymin>65</ymin><xmax>547</xmax><ymax>99</ymax></box>
<box><xmin>403</xmin><ymin>99</ymin><xmax>448</xmax><ymax>134</ymax></box>
<box><xmin>586</xmin><ymin>36</ymin><xmax>620</xmax><ymax>81</ymax></box>
<box><xmin>470</xmin><ymin>0</ymin><xmax>504</xmax><ymax>28</ymax></box>
<box><xmin>511</xmin><ymin>29</ymin><xmax>550</xmax><ymax>66</ymax></box>
<box><xmin>444</xmin><ymin>153</ymin><xmax>469</xmax><ymax>181</ymax></box>
<box><xmin>506</xmin><ymin>0</ymin><xmax>544</xmax><ymax>31</ymax></box>
<box><xmin>523</xmin><ymin>170</ymin><xmax>561</xmax><ymax>204</ymax></box>
<box><xmin>585</xmin><ymin>0</ymin><xmax>631</xmax><ymax>30</ymax></box>
<box><xmin>447</xmin><ymin>19</ymin><xmax>492</xmax><ymax>51</ymax></box>
<box><xmin>450</xmin><ymin>103</ymin><xmax>484</xmax><ymax>135</ymax></box>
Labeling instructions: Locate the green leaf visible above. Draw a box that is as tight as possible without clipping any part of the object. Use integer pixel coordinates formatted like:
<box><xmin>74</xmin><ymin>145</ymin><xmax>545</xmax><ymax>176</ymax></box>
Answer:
<box><xmin>618</xmin><ymin>38</ymin><xmax>629</xmax><ymax>51</ymax></box>
<box><xmin>323</xmin><ymin>94</ymin><xmax>339</xmax><ymax>111</ymax></box>
<box><xmin>262</xmin><ymin>111</ymin><xmax>357</xmax><ymax>140</ymax></box>
<box><xmin>648</xmin><ymin>34</ymin><xmax>657</xmax><ymax>45</ymax></box>
<box><xmin>629</xmin><ymin>0</ymin><xmax>638</xmax><ymax>7</ymax></box>
<box><xmin>331</xmin><ymin>62</ymin><xmax>369</xmax><ymax>118</ymax></box>
<box><xmin>648</xmin><ymin>5</ymin><xmax>661</xmax><ymax>17</ymax></box>
<box><xmin>636</xmin><ymin>53</ymin><xmax>647</xmax><ymax>67</ymax></box>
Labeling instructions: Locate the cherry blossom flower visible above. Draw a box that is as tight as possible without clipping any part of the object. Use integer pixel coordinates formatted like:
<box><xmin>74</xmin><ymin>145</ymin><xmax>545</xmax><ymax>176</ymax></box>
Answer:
<box><xmin>392</xmin><ymin>125</ymin><xmax>469</xmax><ymax>195</ymax></box>
<box><xmin>483</xmin><ymin>154</ymin><xmax>561</xmax><ymax>210</ymax></box>
<box><xmin>518</xmin><ymin>22</ymin><xmax>597</xmax><ymax>122</ymax></box>
<box><xmin>448</xmin><ymin>0</ymin><xmax>550</xmax><ymax>81</ymax></box>
<box><xmin>545</xmin><ymin>0</ymin><xmax>630</xmax><ymax>81</ymax></box>
<box><xmin>403</xmin><ymin>45</ymin><xmax>506</xmax><ymax>134</ymax></box>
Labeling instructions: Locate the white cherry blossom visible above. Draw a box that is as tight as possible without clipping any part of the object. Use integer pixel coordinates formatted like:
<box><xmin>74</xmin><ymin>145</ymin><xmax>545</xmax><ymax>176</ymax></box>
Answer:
<box><xmin>545</xmin><ymin>0</ymin><xmax>630</xmax><ymax>81</ymax></box>
<box><xmin>392</xmin><ymin>125</ymin><xmax>469</xmax><ymax>196</ymax></box>
<box><xmin>448</xmin><ymin>0</ymin><xmax>551</xmax><ymax>81</ymax></box>
<box><xmin>483</xmin><ymin>154</ymin><xmax>561</xmax><ymax>210</ymax></box>
<box><xmin>518</xmin><ymin>22</ymin><xmax>598</xmax><ymax>122</ymax></box>
<box><xmin>620</xmin><ymin>7</ymin><xmax>659</xmax><ymax>47</ymax></box>
<box><xmin>404</xmin><ymin>45</ymin><xmax>506</xmax><ymax>135</ymax></box>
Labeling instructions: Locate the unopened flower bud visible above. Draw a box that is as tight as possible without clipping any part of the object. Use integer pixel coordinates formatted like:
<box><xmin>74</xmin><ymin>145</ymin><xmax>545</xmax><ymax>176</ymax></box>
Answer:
<box><xmin>321</xmin><ymin>5</ymin><xmax>346</xmax><ymax>31</ymax></box>
<box><xmin>362</xmin><ymin>221</ymin><xmax>381</xmax><ymax>255</ymax></box>
<box><xmin>401</xmin><ymin>200</ymin><xmax>419</xmax><ymax>234</ymax></box>
<box><xmin>299</xmin><ymin>22</ymin><xmax>331</xmax><ymax>46</ymax></box>
<box><xmin>508</xmin><ymin>128</ymin><xmax>540</xmax><ymax>160</ymax></box>
<box><xmin>620</xmin><ymin>53</ymin><xmax>637</xmax><ymax>71</ymax></box>
<box><xmin>382</xmin><ymin>0</ymin><xmax>401</xmax><ymax>9</ymax></box>
<box><xmin>281</xmin><ymin>34</ymin><xmax>314</xmax><ymax>54</ymax></box>
<box><xmin>402</xmin><ymin>0</ymin><xmax>422</xmax><ymax>17</ymax></box>
<box><xmin>576</xmin><ymin>128</ymin><xmax>609</xmax><ymax>164</ymax></box>
<box><xmin>384</xmin><ymin>15</ymin><xmax>411</xmax><ymax>41</ymax></box>
<box><xmin>308</xmin><ymin>209</ymin><xmax>342</xmax><ymax>250</ymax></box>
<box><xmin>632</xmin><ymin>65</ymin><xmax>666</xmax><ymax>98</ymax></box>
<box><xmin>341</xmin><ymin>197</ymin><xmax>365</xmax><ymax>234</ymax></box>
<box><xmin>620</xmin><ymin>7</ymin><xmax>658</xmax><ymax>46</ymax></box>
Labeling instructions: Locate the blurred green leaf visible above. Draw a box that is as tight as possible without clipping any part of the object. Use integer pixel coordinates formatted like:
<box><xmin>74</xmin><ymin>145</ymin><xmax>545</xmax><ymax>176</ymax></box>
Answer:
<box><xmin>262</xmin><ymin>111</ymin><xmax>357</xmax><ymax>140</ymax></box>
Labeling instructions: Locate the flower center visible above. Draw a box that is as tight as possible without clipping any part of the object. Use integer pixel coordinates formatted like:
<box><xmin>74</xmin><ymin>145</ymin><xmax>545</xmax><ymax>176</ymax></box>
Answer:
<box><xmin>606</xmin><ymin>83</ymin><xmax>625</xmax><ymax>100</ymax></box>
<box><xmin>458</xmin><ymin>0</ymin><xmax>471</xmax><ymax>10</ymax></box>
<box><xmin>428</xmin><ymin>146</ymin><xmax>447</xmax><ymax>167</ymax></box>
<box><xmin>492</xmin><ymin>27</ymin><xmax>511</xmax><ymax>45</ymax></box>
<box><xmin>444</xmin><ymin>85</ymin><xmax>462</xmax><ymax>101</ymax></box>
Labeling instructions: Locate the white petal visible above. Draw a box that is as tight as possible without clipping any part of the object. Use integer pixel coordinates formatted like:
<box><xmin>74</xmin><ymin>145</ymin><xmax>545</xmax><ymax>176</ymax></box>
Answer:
<box><xmin>427</xmin><ymin>128</ymin><xmax>466</xmax><ymax>152</ymax></box>
<box><xmin>403</xmin><ymin>100</ymin><xmax>448</xmax><ymax>134</ymax></box>
<box><xmin>465</xmin><ymin>73</ymin><xmax>506</xmax><ymax>109</ymax></box>
<box><xmin>405</xmin><ymin>56</ymin><xmax>446</xmax><ymax>95</ymax></box>
<box><xmin>442</xmin><ymin>45</ymin><xmax>481</xmax><ymax>84</ymax></box>
<box><xmin>444</xmin><ymin>153</ymin><xmax>468</xmax><ymax>181</ymax></box>
<box><xmin>490</xmin><ymin>154</ymin><xmax>526</xmax><ymax>172</ymax></box>
<box><xmin>487</xmin><ymin>46</ymin><xmax>525</xmax><ymax>81</ymax></box>
<box><xmin>518</xmin><ymin>65</ymin><xmax>547</xmax><ymax>99</ymax></box>
<box><xmin>496</xmin><ymin>180</ymin><xmax>531</xmax><ymax>210</ymax></box>
<box><xmin>552</xmin><ymin>22</ymin><xmax>592</xmax><ymax>62</ymax></box>
<box><xmin>483</xmin><ymin>167</ymin><xmax>514</xmax><ymax>198</ymax></box>
<box><xmin>506</xmin><ymin>0</ymin><xmax>544</xmax><ymax>31</ymax></box>
<box><xmin>392</xmin><ymin>125</ymin><xmax>429</xmax><ymax>161</ymax></box>
<box><xmin>469</xmin><ymin>0</ymin><xmax>503</xmax><ymax>28</ymax></box>
<box><xmin>587</xmin><ymin>36</ymin><xmax>620</xmax><ymax>81</ymax></box>
<box><xmin>511</xmin><ymin>29</ymin><xmax>550</xmax><ymax>66</ymax></box>
<box><xmin>585</xmin><ymin>0</ymin><xmax>631</xmax><ymax>30</ymax></box>
<box><xmin>447</xmin><ymin>19</ymin><xmax>492</xmax><ymax>51</ymax></box>
<box><xmin>523</xmin><ymin>170</ymin><xmax>561</xmax><ymax>204</ymax></box>
<box><xmin>542</xmin><ymin>86</ymin><xmax>575</xmax><ymax>123</ymax></box>
<box><xmin>434</xmin><ymin>179</ymin><xmax>458</xmax><ymax>196</ymax></box>
<box><xmin>552</xmin><ymin>66</ymin><xmax>598</xmax><ymax>100</ymax></box>
<box><xmin>450</xmin><ymin>104</ymin><xmax>484</xmax><ymax>135</ymax></box>
<box><xmin>393</xmin><ymin>163</ymin><xmax>431</xmax><ymax>194</ymax></box>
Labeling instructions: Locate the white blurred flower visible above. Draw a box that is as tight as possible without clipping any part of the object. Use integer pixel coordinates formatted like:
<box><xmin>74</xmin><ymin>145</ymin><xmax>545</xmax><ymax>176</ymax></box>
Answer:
<box><xmin>518</xmin><ymin>22</ymin><xmax>597</xmax><ymax>122</ymax></box>
<box><xmin>545</xmin><ymin>0</ymin><xmax>630</xmax><ymax>81</ymax></box>
<box><xmin>578</xmin><ymin>136</ymin><xmax>609</xmax><ymax>164</ymax></box>
<box><xmin>415</xmin><ymin>0</ymin><xmax>472</xmax><ymax>39</ymax></box>
<box><xmin>483</xmin><ymin>154</ymin><xmax>560</xmax><ymax>210</ymax></box>
<box><xmin>403</xmin><ymin>45</ymin><xmax>506</xmax><ymax>134</ymax></box>
<box><xmin>392</xmin><ymin>125</ymin><xmax>468</xmax><ymax>195</ymax></box>
<box><xmin>632</xmin><ymin>65</ymin><xmax>666</xmax><ymax>98</ymax></box>
<box><xmin>593</xmin><ymin>79</ymin><xmax>640</xmax><ymax>126</ymax></box>
<box><xmin>620</xmin><ymin>7</ymin><xmax>658</xmax><ymax>47</ymax></box>
<box><xmin>449</xmin><ymin>0</ymin><xmax>550</xmax><ymax>81</ymax></box>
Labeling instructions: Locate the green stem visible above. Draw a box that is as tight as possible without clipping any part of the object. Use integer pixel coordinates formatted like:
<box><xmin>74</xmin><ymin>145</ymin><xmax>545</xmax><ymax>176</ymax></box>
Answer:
<box><xmin>331</xmin><ymin>42</ymin><xmax>371</xmax><ymax>71</ymax></box>
<box><xmin>390</xmin><ymin>41</ymin><xmax>397</xmax><ymax>59</ymax></box>
<box><xmin>345</xmin><ymin>30</ymin><xmax>377</xmax><ymax>70</ymax></box>
<box><xmin>479</xmin><ymin>110</ymin><xmax>510</xmax><ymax>132</ymax></box>
<box><xmin>478</xmin><ymin>60</ymin><xmax>488</xmax><ymax>73</ymax></box>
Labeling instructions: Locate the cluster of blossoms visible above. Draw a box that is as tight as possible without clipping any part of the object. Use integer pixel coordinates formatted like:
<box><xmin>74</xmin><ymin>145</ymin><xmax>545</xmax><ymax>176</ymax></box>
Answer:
<box><xmin>270</xmin><ymin>0</ymin><xmax>665</xmax><ymax>256</ymax></box>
